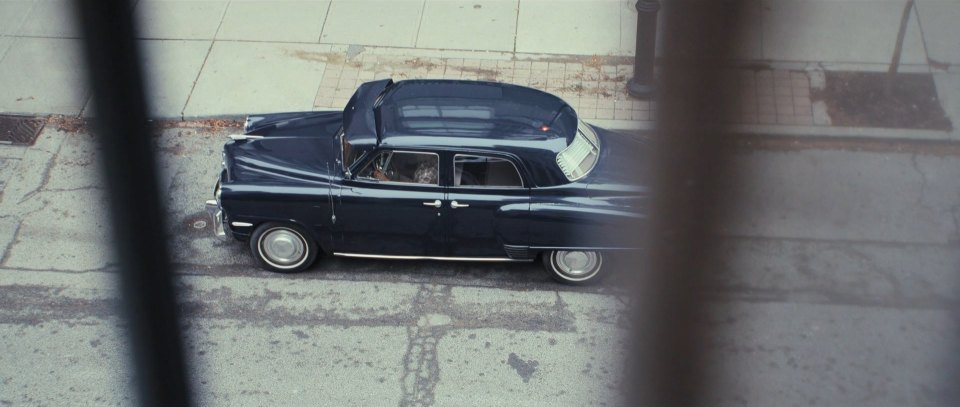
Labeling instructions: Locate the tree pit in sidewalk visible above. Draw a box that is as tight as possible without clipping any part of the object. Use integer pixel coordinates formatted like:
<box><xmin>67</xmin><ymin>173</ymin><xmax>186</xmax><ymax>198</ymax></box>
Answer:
<box><xmin>814</xmin><ymin>71</ymin><xmax>952</xmax><ymax>131</ymax></box>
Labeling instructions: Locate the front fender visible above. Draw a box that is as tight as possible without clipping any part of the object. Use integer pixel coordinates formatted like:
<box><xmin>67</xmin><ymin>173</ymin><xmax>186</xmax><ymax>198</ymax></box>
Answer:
<box><xmin>220</xmin><ymin>184</ymin><xmax>335</xmax><ymax>252</ymax></box>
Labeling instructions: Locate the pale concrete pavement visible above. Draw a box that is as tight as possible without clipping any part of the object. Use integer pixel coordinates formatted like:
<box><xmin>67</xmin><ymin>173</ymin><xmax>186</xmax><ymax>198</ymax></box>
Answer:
<box><xmin>1</xmin><ymin>0</ymin><xmax>959</xmax><ymax>138</ymax></box>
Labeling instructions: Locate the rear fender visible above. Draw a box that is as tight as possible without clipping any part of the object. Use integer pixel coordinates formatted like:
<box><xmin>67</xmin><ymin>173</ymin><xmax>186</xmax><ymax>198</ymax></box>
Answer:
<box><xmin>527</xmin><ymin>202</ymin><xmax>643</xmax><ymax>249</ymax></box>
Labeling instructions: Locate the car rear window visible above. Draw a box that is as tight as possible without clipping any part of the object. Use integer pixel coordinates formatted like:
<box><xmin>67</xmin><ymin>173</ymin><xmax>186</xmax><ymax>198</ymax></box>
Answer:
<box><xmin>454</xmin><ymin>155</ymin><xmax>524</xmax><ymax>188</ymax></box>
<box><xmin>556</xmin><ymin>120</ymin><xmax>600</xmax><ymax>181</ymax></box>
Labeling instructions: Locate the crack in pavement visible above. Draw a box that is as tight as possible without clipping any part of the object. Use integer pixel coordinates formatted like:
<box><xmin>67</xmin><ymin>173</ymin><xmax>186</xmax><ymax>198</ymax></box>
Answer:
<box><xmin>0</xmin><ymin>130</ymin><xmax>68</xmax><ymax>265</ymax></box>
<box><xmin>11</xmin><ymin>131</ymin><xmax>67</xmax><ymax>207</ymax></box>
<box><xmin>0</xmin><ymin>221</ymin><xmax>24</xmax><ymax>266</ymax></box>
<box><xmin>399</xmin><ymin>284</ymin><xmax>451</xmax><ymax>407</ymax></box>
<box><xmin>39</xmin><ymin>186</ymin><xmax>106</xmax><ymax>193</ymax></box>
<box><xmin>0</xmin><ymin>197</ymin><xmax>51</xmax><ymax>267</ymax></box>
<box><xmin>13</xmin><ymin>151</ymin><xmax>56</xmax><ymax>206</ymax></box>
<box><xmin>395</xmin><ymin>286</ymin><xmax>576</xmax><ymax>406</ymax></box>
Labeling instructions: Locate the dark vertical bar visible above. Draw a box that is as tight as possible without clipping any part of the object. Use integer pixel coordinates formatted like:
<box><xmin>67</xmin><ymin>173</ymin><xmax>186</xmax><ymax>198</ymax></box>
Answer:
<box><xmin>71</xmin><ymin>1</ymin><xmax>192</xmax><ymax>406</ymax></box>
<box><xmin>627</xmin><ymin>1</ymin><xmax>744</xmax><ymax>406</ymax></box>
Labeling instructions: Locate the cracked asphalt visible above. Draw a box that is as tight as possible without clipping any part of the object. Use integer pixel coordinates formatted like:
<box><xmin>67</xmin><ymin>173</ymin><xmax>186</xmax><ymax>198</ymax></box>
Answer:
<box><xmin>1</xmin><ymin>122</ymin><xmax>959</xmax><ymax>406</ymax></box>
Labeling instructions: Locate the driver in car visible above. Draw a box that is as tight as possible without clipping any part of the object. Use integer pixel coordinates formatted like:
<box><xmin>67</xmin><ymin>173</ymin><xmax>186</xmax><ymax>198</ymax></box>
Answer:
<box><xmin>372</xmin><ymin>155</ymin><xmax>436</xmax><ymax>184</ymax></box>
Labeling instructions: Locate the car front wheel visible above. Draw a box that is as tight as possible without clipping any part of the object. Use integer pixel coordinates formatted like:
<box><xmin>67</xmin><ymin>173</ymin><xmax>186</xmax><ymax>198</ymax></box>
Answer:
<box><xmin>249</xmin><ymin>222</ymin><xmax>318</xmax><ymax>273</ymax></box>
<box><xmin>542</xmin><ymin>250</ymin><xmax>604</xmax><ymax>284</ymax></box>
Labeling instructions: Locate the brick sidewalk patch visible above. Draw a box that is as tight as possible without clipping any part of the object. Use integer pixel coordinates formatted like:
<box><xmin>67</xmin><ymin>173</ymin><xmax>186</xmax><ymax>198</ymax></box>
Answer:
<box><xmin>718</xmin><ymin>69</ymin><xmax>814</xmax><ymax>125</ymax></box>
<box><xmin>312</xmin><ymin>52</ymin><xmax>815</xmax><ymax>126</ymax></box>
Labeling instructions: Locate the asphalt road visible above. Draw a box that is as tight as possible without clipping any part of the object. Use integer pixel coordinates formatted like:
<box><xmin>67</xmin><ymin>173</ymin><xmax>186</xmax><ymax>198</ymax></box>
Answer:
<box><xmin>0</xmin><ymin>123</ymin><xmax>957</xmax><ymax>406</ymax></box>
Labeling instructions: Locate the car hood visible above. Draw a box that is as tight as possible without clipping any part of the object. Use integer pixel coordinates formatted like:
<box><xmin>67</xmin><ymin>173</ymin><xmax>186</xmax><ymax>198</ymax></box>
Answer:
<box><xmin>243</xmin><ymin>111</ymin><xmax>341</xmax><ymax>135</ymax></box>
<box><xmin>225</xmin><ymin>111</ymin><xmax>344</xmax><ymax>183</ymax></box>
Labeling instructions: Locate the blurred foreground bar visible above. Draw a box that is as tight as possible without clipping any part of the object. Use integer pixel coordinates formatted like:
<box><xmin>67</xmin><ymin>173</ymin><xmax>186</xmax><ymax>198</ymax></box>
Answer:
<box><xmin>627</xmin><ymin>1</ymin><xmax>746</xmax><ymax>406</ymax></box>
<box><xmin>72</xmin><ymin>1</ymin><xmax>193</xmax><ymax>406</ymax></box>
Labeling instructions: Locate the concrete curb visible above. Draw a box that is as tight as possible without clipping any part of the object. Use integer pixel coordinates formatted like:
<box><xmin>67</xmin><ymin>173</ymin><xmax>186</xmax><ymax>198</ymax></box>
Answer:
<box><xmin>6</xmin><ymin>111</ymin><xmax>955</xmax><ymax>144</ymax></box>
<box><xmin>589</xmin><ymin>118</ymin><xmax>957</xmax><ymax>142</ymax></box>
<box><xmin>719</xmin><ymin>124</ymin><xmax>956</xmax><ymax>142</ymax></box>
<box><xmin>172</xmin><ymin>112</ymin><xmax>960</xmax><ymax>144</ymax></box>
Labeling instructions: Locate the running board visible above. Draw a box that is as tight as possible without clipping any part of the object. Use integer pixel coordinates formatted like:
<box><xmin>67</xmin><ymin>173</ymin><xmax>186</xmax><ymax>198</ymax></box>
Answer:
<box><xmin>332</xmin><ymin>253</ymin><xmax>532</xmax><ymax>262</ymax></box>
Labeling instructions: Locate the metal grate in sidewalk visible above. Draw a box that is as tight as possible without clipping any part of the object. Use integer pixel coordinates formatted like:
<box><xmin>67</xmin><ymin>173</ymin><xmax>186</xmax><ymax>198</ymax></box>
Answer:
<box><xmin>0</xmin><ymin>115</ymin><xmax>45</xmax><ymax>146</ymax></box>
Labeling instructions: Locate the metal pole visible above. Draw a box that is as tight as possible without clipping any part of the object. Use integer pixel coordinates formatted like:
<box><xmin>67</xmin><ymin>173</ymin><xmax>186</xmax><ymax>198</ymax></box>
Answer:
<box><xmin>627</xmin><ymin>0</ymin><xmax>661</xmax><ymax>99</ymax></box>
<box><xmin>71</xmin><ymin>1</ymin><xmax>193</xmax><ymax>406</ymax></box>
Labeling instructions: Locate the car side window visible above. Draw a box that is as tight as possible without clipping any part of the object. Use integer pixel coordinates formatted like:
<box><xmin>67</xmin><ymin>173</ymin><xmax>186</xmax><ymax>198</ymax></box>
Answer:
<box><xmin>356</xmin><ymin>150</ymin><xmax>439</xmax><ymax>185</ymax></box>
<box><xmin>453</xmin><ymin>155</ymin><xmax>524</xmax><ymax>188</ymax></box>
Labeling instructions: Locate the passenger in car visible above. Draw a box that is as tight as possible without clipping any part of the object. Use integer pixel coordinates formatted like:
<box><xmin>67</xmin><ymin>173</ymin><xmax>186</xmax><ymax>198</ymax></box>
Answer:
<box><xmin>414</xmin><ymin>160</ymin><xmax>438</xmax><ymax>184</ymax></box>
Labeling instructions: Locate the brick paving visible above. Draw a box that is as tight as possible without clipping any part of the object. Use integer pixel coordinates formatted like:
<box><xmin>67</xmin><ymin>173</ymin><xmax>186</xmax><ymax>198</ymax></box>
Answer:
<box><xmin>313</xmin><ymin>53</ymin><xmax>816</xmax><ymax>126</ymax></box>
<box><xmin>717</xmin><ymin>68</ymin><xmax>815</xmax><ymax>125</ymax></box>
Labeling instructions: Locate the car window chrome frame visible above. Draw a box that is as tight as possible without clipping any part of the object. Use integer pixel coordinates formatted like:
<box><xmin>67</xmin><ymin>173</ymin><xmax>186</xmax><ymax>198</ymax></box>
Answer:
<box><xmin>451</xmin><ymin>153</ymin><xmax>526</xmax><ymax>189</ymax></box>
<box><xmin>353</xmin><ymin>149</ymin><xmax>442</xmax><ymax>188</ymax></box>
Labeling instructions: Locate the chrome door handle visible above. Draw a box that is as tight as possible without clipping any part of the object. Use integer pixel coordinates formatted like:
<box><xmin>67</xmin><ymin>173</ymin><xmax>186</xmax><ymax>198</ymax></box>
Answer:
<box><xmin>451</xmin><ymin>201</ymin><xmax>469</xmax><ymax>209</ymax></box>
<box><xmin>423</xmin><ymin>200</ymin><xmax>442</xmax><ymax>208</ymax></box>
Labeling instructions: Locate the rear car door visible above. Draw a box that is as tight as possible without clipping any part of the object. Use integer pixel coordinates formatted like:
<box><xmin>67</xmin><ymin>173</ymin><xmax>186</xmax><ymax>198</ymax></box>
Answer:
<box><xmin>443</xmin><ymin>152</ymin><xmax>530</xmax><ymax>258</ymax></box>
<box><xmin>335</xmin><ymin>150</ymin><xmax>445</xmax><ymax>256</ymax></box>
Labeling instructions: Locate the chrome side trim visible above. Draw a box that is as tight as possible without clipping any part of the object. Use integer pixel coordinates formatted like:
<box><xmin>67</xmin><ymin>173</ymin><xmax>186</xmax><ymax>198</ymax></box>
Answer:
<box><xmin>530</xmin><ymin>246</ymin><xmax>639</xmax><ymax>251</ymax></box>
<box><xmin>228</xmin><ymin>134</ymin><xmax>264</xmax><ymax>141</ymax></box>
<box><xmin>333</xmin><ymin>253</ymin><xmax>530</xmax><ymax>262</ymax></box>
<box><xmin>231</xmin><ymin>221</ymin><xmax>253</xmax><ymax>227</ymax></box>
<box><xmin>353</xmin><ymin>178</ymin><xmax>444</xmax><ymax>188</ymax></box>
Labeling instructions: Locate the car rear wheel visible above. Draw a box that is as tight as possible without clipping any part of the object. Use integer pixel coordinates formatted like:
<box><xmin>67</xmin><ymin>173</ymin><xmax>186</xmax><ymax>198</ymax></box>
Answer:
<box><xmin>542</xmin><ymin>250</ymin><xmax>604</xmax><ymax>284</ymax></box>
<box><xmin>249</xmin><ymin>222</ymin><xmax>318</xmax><ymax>273</ymax></box>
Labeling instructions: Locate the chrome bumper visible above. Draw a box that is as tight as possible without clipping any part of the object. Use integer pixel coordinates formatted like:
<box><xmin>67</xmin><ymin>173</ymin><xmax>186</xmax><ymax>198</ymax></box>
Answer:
<box><xmin>204</xmin><ymin>199</ymin><xmax>231</xmax><ymax>241</ymax></box>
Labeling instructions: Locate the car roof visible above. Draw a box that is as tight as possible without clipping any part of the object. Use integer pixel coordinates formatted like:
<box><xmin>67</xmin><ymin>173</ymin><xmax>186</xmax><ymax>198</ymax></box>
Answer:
<box><xmin>376</xmin><ymin>80</ymin><xmax>574</xmax><ymax>147</ymax></box>
<box><xmin>344</xmin><ymin>79</ymin><xmax>580</xmax><ymax>186</ymax></box>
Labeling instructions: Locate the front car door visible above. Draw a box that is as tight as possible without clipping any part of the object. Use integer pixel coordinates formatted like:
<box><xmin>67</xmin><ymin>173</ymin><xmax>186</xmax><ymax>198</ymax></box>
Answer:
<box><xmin>335</xmin><ymin>149</ymin><xmax>445</xmax><ymax>256</ymax></box>
<box><xmin>443</xmin><ymin>152</ymin><xmax>530</xmax><ymax>258</ymax></box>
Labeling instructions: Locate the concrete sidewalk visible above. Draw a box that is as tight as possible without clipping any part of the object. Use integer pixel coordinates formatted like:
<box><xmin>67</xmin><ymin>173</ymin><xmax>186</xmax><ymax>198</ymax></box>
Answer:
<box><xmin>0</xmin><ymin>0</ymin><xmax>959</xmax><ymax>139</ymax></box>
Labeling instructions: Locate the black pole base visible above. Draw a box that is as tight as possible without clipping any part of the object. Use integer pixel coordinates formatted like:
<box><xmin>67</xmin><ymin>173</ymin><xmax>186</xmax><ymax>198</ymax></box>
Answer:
<box><xmin>627</xmin><ymin>78</ymin><xmax>656</xmax><ymax>99</ymax></box>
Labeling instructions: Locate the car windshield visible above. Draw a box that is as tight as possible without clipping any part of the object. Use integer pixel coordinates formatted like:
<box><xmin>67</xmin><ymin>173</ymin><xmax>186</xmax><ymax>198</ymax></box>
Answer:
<box><xmin>340</xmin><ymin>129</ymin><xmax>366</xmax><ymax>173</ymax></box>
<box><xmin>556</xmin><ymin>120</ymin><xmax>600</xmax><ymax>181</ymax></box>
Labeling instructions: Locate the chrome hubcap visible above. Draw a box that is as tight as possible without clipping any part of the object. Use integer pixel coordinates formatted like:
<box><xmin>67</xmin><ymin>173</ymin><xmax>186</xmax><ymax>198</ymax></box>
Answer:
<box><xmin>553</xmin><ymin>251</ymin><xmax>601</xmax><ymax>280</ymax></box>
<box><xmin>260</xmin><ymin>228</ymin><xmax>306</xmax><ymax>267</ymax></box>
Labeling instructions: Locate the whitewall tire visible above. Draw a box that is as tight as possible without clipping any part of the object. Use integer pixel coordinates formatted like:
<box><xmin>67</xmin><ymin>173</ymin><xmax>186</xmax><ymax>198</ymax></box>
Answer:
<box><xmin>249</xmin><ymin>222</ymin><xmax>319</xmax><ymax>273</ymax></box>
<box><xmin>542</xmin><ymin>250</ymin><xmax>604</xmax><ymax>284</ymax></box>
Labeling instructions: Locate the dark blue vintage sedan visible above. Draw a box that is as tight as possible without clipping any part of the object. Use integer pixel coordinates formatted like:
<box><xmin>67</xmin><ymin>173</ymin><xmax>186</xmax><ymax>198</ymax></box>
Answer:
<box><xmin>205</xmin><ymin>79</ymin><xmax>647</xmax><ymax>284</ymax></box>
